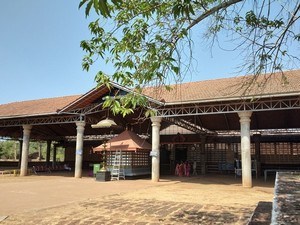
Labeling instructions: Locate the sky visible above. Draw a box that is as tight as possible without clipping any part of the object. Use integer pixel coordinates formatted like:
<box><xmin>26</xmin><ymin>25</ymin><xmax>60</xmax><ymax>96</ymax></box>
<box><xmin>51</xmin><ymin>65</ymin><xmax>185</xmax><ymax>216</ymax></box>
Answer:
<box><xmin>0</xmin><ymin>1</ymin><xmax>298</xmax><ymax>104</ymax></box>
<box><xmin>1</xmin><ymin>1</ymin><xmax>97</xmax><ymax>104</ymax></box>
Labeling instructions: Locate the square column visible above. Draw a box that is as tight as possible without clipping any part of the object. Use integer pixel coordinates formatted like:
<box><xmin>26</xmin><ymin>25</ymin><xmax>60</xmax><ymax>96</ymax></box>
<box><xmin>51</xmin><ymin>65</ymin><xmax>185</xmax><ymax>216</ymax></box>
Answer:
<box><xmin>200</xmin><ymin>135</ymin><xmax>206</xmax><ymax>175</ymax></box>
<box><xmin>253</xmin><ymin>133</ymin><xmax>261</xmax><ymax>177</ymax></box>
<box><xmin>46</xmin><ymin>140</ymin><xmax>51</xmax><ymax>166</ymax></box>
<box><xmin>20</xmin><ymin>125</ymin><xmax>32</xmax><ymax>176</ymax></box>
<box><xmin>151</xmin><ymin>117</ymin><xmax>162</xmax><ymax>182</ymax></box>
<box><xmin>238</xmin><ymin>111</ymin><xmax>252</xmax><ymax>188</ymax></box>
<box><xmin>75</xmin><ymin>121</ymin><xmax>85</xmax><ymax>178</ymax></box>
<box><xmin>52</xmin><ymin>144</ymin><xmax>57</xmax><ymax>167</ymax></box>
<box><xmin>18</xmin><ymin>140</ymin><xmax>23</xmax><ymax>168</ymax></box>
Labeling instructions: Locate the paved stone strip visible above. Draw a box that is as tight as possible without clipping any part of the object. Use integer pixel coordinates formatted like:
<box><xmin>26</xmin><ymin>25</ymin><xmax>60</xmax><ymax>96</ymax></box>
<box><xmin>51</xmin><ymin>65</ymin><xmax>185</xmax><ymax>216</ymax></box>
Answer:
<box><xmin>247</xmin><ymin>201</ymin><xmax>272</xmax><ymax>225</ymax></box>
<box><xmin>2</xmin><ymin>196</ymin><xmax>252</xmax><ymax>225</ymax></box>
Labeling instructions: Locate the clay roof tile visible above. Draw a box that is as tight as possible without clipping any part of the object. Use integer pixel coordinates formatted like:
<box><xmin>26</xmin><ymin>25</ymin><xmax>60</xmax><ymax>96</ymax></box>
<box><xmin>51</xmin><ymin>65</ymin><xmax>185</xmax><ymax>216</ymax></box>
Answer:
<box><xmin>0</xmin><ymin>95</ymin><xmax>81</xmax><ymax>118</ymax></box>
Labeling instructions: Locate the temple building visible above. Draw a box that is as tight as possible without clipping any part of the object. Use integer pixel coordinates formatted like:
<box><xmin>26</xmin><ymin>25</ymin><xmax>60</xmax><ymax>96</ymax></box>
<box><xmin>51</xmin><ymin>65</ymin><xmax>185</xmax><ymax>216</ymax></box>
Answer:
<box><xmin>1</xmin><ymin>70</ymin><xmax>300</xmax><ymax>187</ymax></box>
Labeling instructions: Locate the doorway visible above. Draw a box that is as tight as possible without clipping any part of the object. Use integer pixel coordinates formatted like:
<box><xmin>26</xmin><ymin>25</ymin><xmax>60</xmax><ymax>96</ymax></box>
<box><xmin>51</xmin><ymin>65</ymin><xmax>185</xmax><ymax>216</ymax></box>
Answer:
<box><xmin>175</xmin><ymin>147</ymin><xmax>187</xmax><ymax>163</ymax></box>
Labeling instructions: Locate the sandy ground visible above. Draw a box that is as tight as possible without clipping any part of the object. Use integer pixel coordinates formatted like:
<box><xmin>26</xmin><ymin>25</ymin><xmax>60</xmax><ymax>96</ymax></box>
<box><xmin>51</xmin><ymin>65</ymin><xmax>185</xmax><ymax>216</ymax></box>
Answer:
<box><xmin>0</xmin><ymin>173</ymin><xmax>275</xmax><ymax>224</ymax></box>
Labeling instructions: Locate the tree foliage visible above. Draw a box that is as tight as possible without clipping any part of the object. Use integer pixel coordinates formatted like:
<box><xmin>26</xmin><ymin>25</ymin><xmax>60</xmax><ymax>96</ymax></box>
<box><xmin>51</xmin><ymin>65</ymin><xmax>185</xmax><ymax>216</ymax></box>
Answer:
<box><xmin>0</xmin><ymin>140</ymin><xmax>18</xmax><ymax>160</ymax></box>
<box><xmin>79</xmin><ymin>0</ymin><xmax>300</xmax><ymax>116</ymax></box>
<box><xmin>0</xmin><ymin>140</ymin><xmax>65</xmax><ymax>161</ymax></box>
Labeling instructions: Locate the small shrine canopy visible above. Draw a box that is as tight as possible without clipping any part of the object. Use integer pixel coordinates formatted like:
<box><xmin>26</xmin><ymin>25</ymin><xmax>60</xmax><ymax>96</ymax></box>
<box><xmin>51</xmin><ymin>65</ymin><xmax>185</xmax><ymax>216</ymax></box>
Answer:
<box><xmin>93</xmin><ymin>130</ymin><xmax>152</xmax><ymax>152</ymax></box>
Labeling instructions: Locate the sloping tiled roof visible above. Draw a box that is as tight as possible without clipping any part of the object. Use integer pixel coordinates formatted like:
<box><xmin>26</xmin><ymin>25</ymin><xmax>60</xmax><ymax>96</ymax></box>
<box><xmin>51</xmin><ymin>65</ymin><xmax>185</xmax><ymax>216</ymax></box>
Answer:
<box><xmin>93</xmin><ymin>130</ymin><xmax>152</xmax><ymax>151</ymax></box>
<box><xmin>0</xmin><ymin>95</ymin><xmax>81</xmax><ymax>118</ymax></box>
<box><xmin>143</xmin><ymin>70</ymin><xmax>300</xmax><ymax>103</ymax></box>
<box><xmin>0</xmin><ymin>70</ymin><xmax>299</xmax><ymax>119</ymax></box>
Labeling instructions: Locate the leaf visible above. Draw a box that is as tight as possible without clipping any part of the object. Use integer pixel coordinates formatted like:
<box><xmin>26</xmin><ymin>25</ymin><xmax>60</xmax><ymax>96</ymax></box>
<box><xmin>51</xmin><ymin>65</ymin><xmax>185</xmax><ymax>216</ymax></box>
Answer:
<box><xmin>98</xmin><ymin>0</ymin><xmax>111</xmax><ymax>17</ymax></box>
<box><xmin>122</xmin><ymin>108</ymin><xmax>133</xmax><ymax>117</ymax></box>
<box><xmin>85</xmin><ymin>0</ymin><xmax>93</xmax><ymax>17</ymax></box>
<box><xmin>145</xmin><ymin>109</ymin><xmax>156</xmax><ymax>118</ymax></box>
<box><xmin>111</xmin><ymin>0</ymin><xmax>121</xmax><ymax>7</ymax></box>
<box><xmin>171</xmin><ymin>65</ymin><xmax>179</xmax><ymax>75</ymax></box>
<box><xmin>165</xmin><ymin>85</ymin><xmax>172</xmax><ymax>91</ymax></box>
<box><xmin>93</xmin><ymin>0</ymin><xmax>99</xmax><ymax>14</ymax></box>
<box><xmin>103</xmin><ymin>96</ymin><xmax>114</xmax><ymax>109</ymax></box>
<box><xmin>79</xmin><ymin>0</ymin><xmax>89</xmax><ymax>9</ymax></box>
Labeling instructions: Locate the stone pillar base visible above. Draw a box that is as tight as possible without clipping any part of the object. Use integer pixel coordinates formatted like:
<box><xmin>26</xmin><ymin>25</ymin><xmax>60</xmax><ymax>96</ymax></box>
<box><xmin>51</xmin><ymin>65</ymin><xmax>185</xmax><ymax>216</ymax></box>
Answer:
<box><xmin>95</xmin><ymin>171</ymin><xmax>111</xmax><ymax>182</ymax></box>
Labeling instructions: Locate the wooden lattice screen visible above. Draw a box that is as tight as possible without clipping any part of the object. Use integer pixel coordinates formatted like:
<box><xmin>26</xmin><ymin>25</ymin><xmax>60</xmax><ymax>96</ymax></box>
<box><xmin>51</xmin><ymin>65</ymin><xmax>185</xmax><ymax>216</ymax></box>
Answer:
<box><xmin>106</xmin><ymin>150</ymin><xmax>150</xmax><ymax>167</ymax></box>
<box><xmin>260</xmin><ymin>142</ymin><xmax>300</xmax><ymax>164</ymax></box>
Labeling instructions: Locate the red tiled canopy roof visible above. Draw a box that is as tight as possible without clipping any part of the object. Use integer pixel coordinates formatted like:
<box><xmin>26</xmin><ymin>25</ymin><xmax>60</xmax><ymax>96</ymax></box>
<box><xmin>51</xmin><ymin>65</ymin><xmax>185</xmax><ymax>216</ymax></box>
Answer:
<box><xmin>93</xmin><ymin>130</ymin><xmax>152</xmax><ymax>151</ymax></box>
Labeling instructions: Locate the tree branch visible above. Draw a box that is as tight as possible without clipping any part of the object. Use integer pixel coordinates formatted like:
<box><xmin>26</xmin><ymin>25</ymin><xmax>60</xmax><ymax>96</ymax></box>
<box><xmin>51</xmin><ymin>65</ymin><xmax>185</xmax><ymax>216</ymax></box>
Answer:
<box><xmin>186</xmin><ymin>0</ymin><xmax>243</xmax><ymax>30</ymax></box>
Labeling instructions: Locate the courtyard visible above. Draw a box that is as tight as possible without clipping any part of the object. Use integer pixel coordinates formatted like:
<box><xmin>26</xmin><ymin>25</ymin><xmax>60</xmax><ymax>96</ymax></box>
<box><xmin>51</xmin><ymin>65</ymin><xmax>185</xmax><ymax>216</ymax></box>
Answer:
<box><xmin>0</xmin><ymin>173</ymin><xmax>274</xmax><ymax>224</ymax></box>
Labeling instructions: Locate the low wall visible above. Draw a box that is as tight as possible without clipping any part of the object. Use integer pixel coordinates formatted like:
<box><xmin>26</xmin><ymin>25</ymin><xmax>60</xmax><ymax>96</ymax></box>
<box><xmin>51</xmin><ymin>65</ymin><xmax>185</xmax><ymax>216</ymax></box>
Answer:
<box><xmin>271</xmin><ymin>172</ymin><xmax>300</xmax><ymax>224</ymax></box>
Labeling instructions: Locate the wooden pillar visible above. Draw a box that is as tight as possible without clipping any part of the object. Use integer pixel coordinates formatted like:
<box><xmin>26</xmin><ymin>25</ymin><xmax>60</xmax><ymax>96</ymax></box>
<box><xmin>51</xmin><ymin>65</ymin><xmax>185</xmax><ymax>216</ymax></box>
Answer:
<box><xmin>200</xmin><ymin>135</ymin><xmax>206</xmax><ymax>175</ymax></box>
<box><xmin>14</xmin><ymin>141</ymin><xmax>17</xmax><ymax>160</ymax></box>
<box><xmin>253</xmin><ymin>133</ymin><xmax>261</xmax><ymax>177</ymax></box>
<box><xmin>38</xmin><ymin>142</ymin><xmax>42</xmax><ymax>161</ymax></box>
<box><xmin>18</xmin><ymin>140</ymin><xmax>23</xmax><ymax>168</ymax></box>
<box><xmin>20</xmin><ymin>125</ymin><xmax>32</xmax><ymax>176</ymax></box>
<box><xmin>238</xmin><ymin>111</ymin><xmax>252</xmax><ymax>188</ymax></box>
<box><xmin>151</xmin><ymin>117</ymin><xmax>162</xmax><ymax>182</ymax></box>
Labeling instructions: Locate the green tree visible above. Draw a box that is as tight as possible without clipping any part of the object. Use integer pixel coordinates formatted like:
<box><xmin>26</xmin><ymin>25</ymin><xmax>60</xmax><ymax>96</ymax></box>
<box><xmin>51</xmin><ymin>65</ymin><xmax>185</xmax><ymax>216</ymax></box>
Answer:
<box><xmin>0</xmin><ymin>140</ymin><xmax>19</xmax><ymax>160</ymax></box>
<box><xmin>79</xmin><ymin>0</ymin><xmax>300</xmax><ymax>115</ymax></box>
